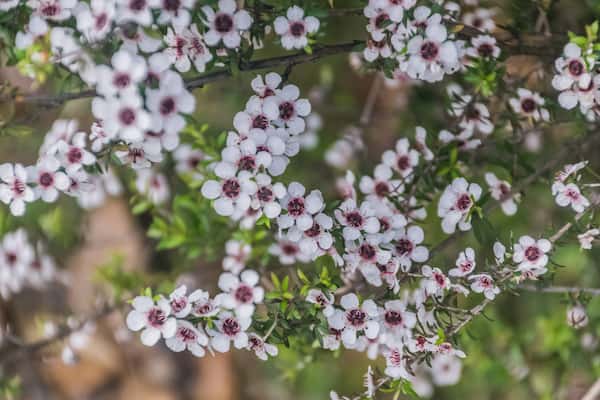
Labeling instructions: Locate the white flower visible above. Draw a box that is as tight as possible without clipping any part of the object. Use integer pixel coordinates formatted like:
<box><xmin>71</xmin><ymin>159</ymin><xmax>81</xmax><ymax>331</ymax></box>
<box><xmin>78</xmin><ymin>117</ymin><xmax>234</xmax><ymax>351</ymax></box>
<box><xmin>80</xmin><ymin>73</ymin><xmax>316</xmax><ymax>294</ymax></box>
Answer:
<box><xmin>0</xmin><ymin>164</ymin><xmax>35</xmax><ymax>216</ymax></box>
<box><xmin>578</xmin><ymin>228</ymin><xmax>599</xmax><ymax>250</ymax></box>
<box><xmin>27</xmin><ymin>0</ymin><xmax>76</xmax><ymax>21</ymax></box>
<box><xmin>168</xmin><ymin>285</ymin><xmax>205</xmax><ymax>318</ymax></box>
<box><xmin>163</xmin><ymin>24</ymin><xmax>213</xmax><ymax>73</ymax></box>
<box><xmin>89</xmin><ymin>120</ymin><xmax>116</xmax><ymax>152</ymax></box>
<box><xmin>208</xmin><ymin>311</ymin><xmax>250</xmax><ymax>352</ymax></box>
<box><xmin>115</xmin><ymin>141</ymin><xmax>163</xmax><ymax>169</ymax></box>
<box><xmin>466</xmin><ymin>35</ymin><xmax>500</xmax><ymax>59</ymax></box>
<box><xmin>201</xmin><ymin>170</ymin><xmax>257</xmax><ymax>217</ymax></box>
<box><xmin>247</xmin><ymin>333</ymin><xmax>278</xmax><ymax>360</ymax></box>
<box><xmin>379</xmin><ymin>300</ymin><xmax>416</xmax><ymax>342</ymax></box>
<box><xmin>216</xmin><ymin>269</ymin><xmax>264</xmax><ymax>318</ymax></box>
<box><xmin>165</xmin><ymin>320</ymin><xmax>209</xmax><ymax>357</ymax></box>
<box><xmin>216</xmin><ymin>135</ymin><xmax>271</xmax><ymax>175</ymax></box>
<box><xmin>251</xmin><ymin>173</ymin><xmax>287</xmax><ymax>218</ymax></box>
<box><xmin>306</xmin><ymin>289</ymin><xmax>335</xmax><ymax>317</ymax></box>
<box><xmin>0</xmin><ymin>229</ymin><xmax>34</xmax><ymax>298</ymax></box>
<box><xmin>431</xmin><ymin>354</ymin><xmax>462</xmax><ymax>386</ymax></box>
<box><xmin>191</xmin><ymin>290</ymin><xmax>221</xmax><ymax>318</ymax></box>
<box><xmin>384</xmin><ymin>347</ymin><xmax>410</xmax><ymax>379</ymax></box>
<box><xmin>135</xmin><ymin>169</ymin><xmax>169</xmax><ymax>205</ymax></box>
<box><xmin>552</xmin><ymin>43</ymin><xmax>594</xmax><ymax>110</ymax></box>
<box><xmin>327</xmin><ymin>293</ymin><xmax>379</xmax><ymax>347</ymax></box>
<box><xmin>406</xmin><ymin>22</ymin><xmax>458</xmax><ymax>82</ymax></box>
<box><xmin>74</xmin><ymin>0</ymin><xmax>115</xmax><ymax>42</ymax></box>
<box><xmin>360</xmin><ymin>164</ymin><xmax>403</xmax><ymax>202</ymax></box>
<box><xmin>335</xmin><ymin>199</ymin><xmax>380</xmax><ymax>241</ymax></box>
<box><xmin>223</xmin><ymin>240</ymin><xmax>251</xmax><ymax>274</ymax></box>
<box><xmin>268</xmin><ymin>238</ymin><xmax>311</xmax><ymax>265</ymax></box>
<box><xmin>509</xmin><ymin>88</ymin><xmax>550</xmax><ymax>122</ymax></box>
<box><xmin>360</xmin><ymin>258</ymin><xmax>400</xmax><ymax>292</ymax></box>
<box><xmin>27</xmin><ymin>157</ymin><xmax>69</xmax><ymax>203</ymax></box>
<box><xmin>250</xmin><ymin>72</ymin><xmax>281</xmax><ymax>101</ymax></box>
<box><xmin>40</xmin><ymin>119</ymin><xmax>78</xmax><ymax>155</ymax></box>
<box><xmin>364</xmin><ymin>4</ymin><xmax>399</xmax><ymax>42</ymax></box>
<box><xmin>449</xmin><ymin>247</ymin><xmax>476</xmax><ymax>277</ymax></box>
<box><xmin>566</xmin><ymin>305</ymin><xmax>589</xmax><ymax>329</ymax></box>
<box><xmin>485</xmin><ymin>172</ymin><xmax>519</xmax><ymax>216</ymax></box>
<box><xmin>95</xmin><ymin>49</ymin><xmax>147</xmax><ymax>96</ymax></box>
<box><xmin>174</xmin><ymin>144</ymin><xmax>208</xmax><ymax>178</ymax></box>
<box><xmin>49</xmin><ymin>132</ymin><xmax>96</xmax><ymax>173</ymax></box>
<box><xmin>552</xmin><ymin>182</ymin><xmax>590</xmax><ymax>213</ymax></box>
<box><xmin>151</xmin><ymin>0</ymin><xmax>194</xmax><ymax>28</ymax></box>
<box><xmin>421</xmin><ymin>265</ymin><xmax>450</xmax><ymax>296</ymax></box>
<box><xmin>555</xmin><ymin>161</ymin><xmax>588</xmax><ymax>183</ymax></box>
<box><xmin>512</xmin><ymin>235</ymin><xmax>551</xmax><ymax>274</ymax></box>
<box><xmin>381</xmin><ymin>138</ymin><xmax>420</xmax><ymax>178</ymax></box>
<box><xmin>456</xmin><ymin>102</ymin><xmax>493</xmax><ymax>137</ymax></box>
<box><xmin>146</xmin><ymin>70</ymin><xmax>196</xmax><ymax>136</ymax></box>
<box><xmin>291</xmin><ymin>212</ymin><xmax>334</xmax><ymax>258</ymax></box>
<box><xmin>469</xmin><ymin>274</ymin><xmax>500</xmax><ymax>300</ymax></box>
<box><xmin>363</xmin><ymin>39</ymin><xmax>393</xmax><ymax>62</ymax></box>
<box><xmin>392</xmin><ymin>225</ymin><xmax>429</xmax><ymax>271</ymax></box>
<box><xmin>126</xmin><ymin>296</ymin><xmax>177</xmax><ymax>346</ymax></box>
<box><xmin>345</xmin><ymin>235</ymin><xmax>391</xmax><ymax>275</ymax></box>
<box><xmin>323</xmin><ymin>326</ymin><xmax>343</xmax><ymax>351</ymax></box>
<box><xmin>202</xmin><ymin>0</ymin><xmax>253</xmax><ymax>49</ymax></box>
<box><xmin>234</xmin><ymin>97</ymin><xmax>279</xmax><ymax>134</ymax></box>
<box><xmin>268</xmin><ymin>84</ymin><xmax>311</xmax><ymax>135</ymax></box>
<box><xmin>274</xmin><ymin>6</ymin><xmax>319</xmax><ymax>50</ymax></box>
<box><xmin>277</xmin><ymin>182</ymin><xmax>324</xmax><ymax>232</ymax></box>
<box><xmin>437</xmin><ymin>177</ymin><xmax>482</xmax><ymax>234</ymax></box>
<box><xmin>463</xmin><ymin>8</ymin><xmax>495</xmax><ymax>32</ymax></box>
<box><xmin>116</xmin><ymin>0</ymin><xmax>152</xmax><ymax>26</ymax></box>
<box><xmin>92</xmin><ymin>94</ymin><xmax>151</xmax><ymax>142</ymax></box>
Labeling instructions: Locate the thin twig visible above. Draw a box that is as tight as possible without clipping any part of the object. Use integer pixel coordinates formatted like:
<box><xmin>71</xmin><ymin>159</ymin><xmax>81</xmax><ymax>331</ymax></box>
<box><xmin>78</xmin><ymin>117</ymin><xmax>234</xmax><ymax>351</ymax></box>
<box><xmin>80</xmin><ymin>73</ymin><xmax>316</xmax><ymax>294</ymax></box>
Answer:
<box><xmin>519</xmin><ymin>285</ymin><xmax>600</xmax><ymax>296</ymax></box>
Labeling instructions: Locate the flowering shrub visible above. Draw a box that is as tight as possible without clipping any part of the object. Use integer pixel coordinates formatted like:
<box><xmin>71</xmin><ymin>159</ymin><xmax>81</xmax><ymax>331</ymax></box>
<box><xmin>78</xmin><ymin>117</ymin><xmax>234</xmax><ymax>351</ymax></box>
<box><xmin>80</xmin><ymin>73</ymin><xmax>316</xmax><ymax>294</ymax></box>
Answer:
<box><xmin>1</xmin><ymin>0</ymin><xmax>600</xmax><ymax>399</ymax></box>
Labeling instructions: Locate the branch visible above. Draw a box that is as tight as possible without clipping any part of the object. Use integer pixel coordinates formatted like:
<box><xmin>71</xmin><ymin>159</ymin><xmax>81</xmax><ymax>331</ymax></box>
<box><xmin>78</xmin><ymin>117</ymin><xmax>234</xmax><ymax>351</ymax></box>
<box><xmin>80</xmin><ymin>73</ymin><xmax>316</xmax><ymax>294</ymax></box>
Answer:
<box><xmin>519</xmin><ymin>285</ymin><xmax>600</xmax><ymax>295</ymax></box>
<box><xmin>0</xmin><ymin>302</ymin><xmax>119</xmax><ymax>366</ymax></box>
<box><xmin>446</xmin><ymin>201</ymin><xmax>599</xmax><ymax>337</ymax></box>
<box><xmin>6</xmin><ymin>18</ymin><xmax>568</xmax><ymax>108</ymax></box>
<box><xmin>11</xmin><ymin>41</ymin><xmax>362</xmax><ymax>108</ymax></box>
<box><xmin>430</xmin><ymin>132</ymin><xmax>600</xmax><ymax>257</ymax></box>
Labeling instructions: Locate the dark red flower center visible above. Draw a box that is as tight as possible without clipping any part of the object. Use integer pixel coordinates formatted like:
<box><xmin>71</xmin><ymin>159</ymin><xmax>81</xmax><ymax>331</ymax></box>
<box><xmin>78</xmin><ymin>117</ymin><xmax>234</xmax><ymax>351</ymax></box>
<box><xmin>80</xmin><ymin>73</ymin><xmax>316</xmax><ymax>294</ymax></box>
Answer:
<box><xmin>234</xmin><ymin>285</ymin><xmax>254</xmax><ymax>303</ymax></box>
<box><xmin>287</xmin><ymin>197</ymin><xmax>305</xmax><ymax>217</ymax></box>
<box><xmin>222</xmin><ymin>179</ymin><xmax>241</xmax><ymax>198</ymax></box>
<box><xmin>215</xmin><ymin>13</ymin><xmax>234</xmax><ymax>33</ymax></box>
<box><xmin>290</xmin><ymin>21</ymin><xmax>305</xmax><ymax>37</ymax></box>
<box><xmin>147</xmin><ymin>308</ymin><xmax>167</xmax><ymax>327</ymax></box>
<box><xmin>222</xmin><ymin>317</ymin><xmax>240</xmax><ymax>336</ymax></box>
<box><xmin>420</xmin><ymin>41</ymin><xmax>439</xmax><ymax>61</ymax></box>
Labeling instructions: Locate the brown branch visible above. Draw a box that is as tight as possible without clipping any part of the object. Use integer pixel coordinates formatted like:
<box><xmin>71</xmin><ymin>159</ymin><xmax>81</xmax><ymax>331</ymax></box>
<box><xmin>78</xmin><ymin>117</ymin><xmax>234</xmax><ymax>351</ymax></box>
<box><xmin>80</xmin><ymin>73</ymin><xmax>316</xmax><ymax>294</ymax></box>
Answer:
<box><xmin>5</xmin><ymin>16</ymin><xmax>569</xmax><ymax>109</ymax></box>
<box><xmin>9</xmin><ymin>41</ymin><xmax>362</xmax><ymax>108</ymax></box>
<box><xmin>0</xmin><ymin>302</ymin><xmax>120</xmax><ymax>366</ymax></box>
<box><xmin>445</xmin><ymin>201</ymin><xmax>599</xmax><ymax>337</ymax></box>
<box><xmin>519</xmin><ymin>285</ymin><xmax>600</xmax><ymax>295</ymax></box>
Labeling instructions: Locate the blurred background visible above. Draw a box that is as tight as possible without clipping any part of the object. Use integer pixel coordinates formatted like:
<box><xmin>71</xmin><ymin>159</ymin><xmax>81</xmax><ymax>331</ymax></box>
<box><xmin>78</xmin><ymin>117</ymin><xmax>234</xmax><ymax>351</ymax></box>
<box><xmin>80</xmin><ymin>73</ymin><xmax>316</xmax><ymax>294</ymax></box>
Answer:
<box><xmin>3</xmin><ymin>0</ymin><xmax>600</xmax><ymax>399</ymax></box>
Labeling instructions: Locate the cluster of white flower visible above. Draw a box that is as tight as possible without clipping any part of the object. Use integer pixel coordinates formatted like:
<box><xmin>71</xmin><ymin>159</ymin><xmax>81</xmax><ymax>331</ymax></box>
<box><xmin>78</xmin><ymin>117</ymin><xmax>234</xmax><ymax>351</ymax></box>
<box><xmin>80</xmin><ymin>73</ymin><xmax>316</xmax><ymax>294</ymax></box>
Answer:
<box><xmin>2</xmin><ymin>0</ymin><xmax>326</xmax><ymax>217</ymax></box>
<box><xmin>311</xmin><ymin>231</ymin><xmax>554</xmax><ymax>385</ymax></box>
<box><xmin>201</xmin><ymin>72</ymin><xmax>311</xmax><ymax>221</ymax></box>
<box><xmin>363</xmin><ymin>1</ymin><xmax>464</xmax><ymax>82</ymax></box>
<box><xmin>0</xmin><ymin>229</ymin><xmax>57</xmax><ymax>299</ymax></box>
<box><xmin>552</xmin><ymin>161</ymin><xmax>591</xmax><ymax>213</ymax></box>
<box><xmin>552</xmin><ymin>43</ymin><xmax>599</xmax><ymax>118</ymax></box>
<box><xmin>126</xmin><ymin>279</ymin><xmax>277</xmax><ymax>360</ymax></box>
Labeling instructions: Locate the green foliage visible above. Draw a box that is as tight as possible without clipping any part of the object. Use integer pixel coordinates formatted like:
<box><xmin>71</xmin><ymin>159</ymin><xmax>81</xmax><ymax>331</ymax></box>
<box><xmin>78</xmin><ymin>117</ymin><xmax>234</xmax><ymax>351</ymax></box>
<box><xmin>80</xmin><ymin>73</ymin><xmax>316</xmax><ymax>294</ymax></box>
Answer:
<box><xmin>95</xmin><ymin>255</ymin><xmax>146</xmax><ymax>301</ymax></box>
<box><xmin>0</xmin><ymin>375</ymin><xmax>21</xmax><ymax>400</ymax></box>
